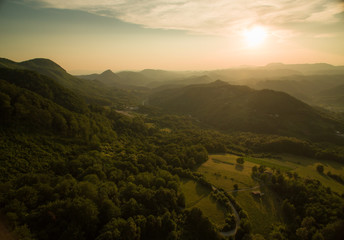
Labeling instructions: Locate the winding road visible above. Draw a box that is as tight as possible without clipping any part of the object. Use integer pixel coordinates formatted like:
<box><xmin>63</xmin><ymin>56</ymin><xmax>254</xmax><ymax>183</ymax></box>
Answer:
<box><xmin>217</xmin><ymin>179</ymin><xmax>263</xmax><ymax>237</ymax></box>
<box><xmin>219</xmin><ymin>195</ymin><xmax>240</xmax><ymax>237</ymax></box>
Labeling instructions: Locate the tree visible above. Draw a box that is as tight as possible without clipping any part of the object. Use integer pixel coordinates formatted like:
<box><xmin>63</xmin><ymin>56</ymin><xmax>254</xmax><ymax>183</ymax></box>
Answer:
<box><xmin>269</xmin><ymin>224</ymin><xmax>287</xmax><ymax>240</ymax></box>
<box><xmin>237</xmin><ymin>157</ymin><xmax>245</xmax><ymax>164</ymax></box>
<box><xmin>312</xmin><ymin>231</ymin><xmax>324</xmax><ymax>240</ymax></box>
<box><xmin>233</xmin><ymin>184</ymin><xmax>239</xmax><ymax>190</ymax></box>
<box><xmin>252</xmin><ymin>234</ymin><xmax>265</xmax><ymax>240</ymax></box>
<box><xmin>258</xmin><ymin>165</ymin><xmax>266</xmax><ymax>173</ymax></box>
<box><xmin>177</xmin><ymin>193</ymin><xmax>186</xmax><ymax>208</ymax></box>
<box><xmin>281</xmin><ymin>199</ymin><xmax>296</xmax><ymax>224</ymax></box>
<box><xmin>316</xmin><ymin>164</ymin><xmax>324</xmax><ymax>174</ymax></box>
<box><xmin>296</xmin><ymin>227</ymin><xmax>309</xmax><ymax>240</ymax></box>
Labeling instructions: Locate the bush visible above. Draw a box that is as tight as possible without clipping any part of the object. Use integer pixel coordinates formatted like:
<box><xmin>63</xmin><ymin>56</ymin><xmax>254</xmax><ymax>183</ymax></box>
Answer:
<box><xmin>236</xmin><ymin>157</ymin><xmax>245</xmax><ymax>165</ymax></box>
<box><xmin>316</xmin><ymin>164</ymin><xmax>324</xmax><ymax>174</ymax></box>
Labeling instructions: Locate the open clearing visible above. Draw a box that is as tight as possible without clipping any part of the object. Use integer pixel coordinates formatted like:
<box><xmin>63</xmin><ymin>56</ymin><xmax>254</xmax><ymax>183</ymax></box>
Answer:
<box><xmin>203</xmin><ymin>154</ymin><xmax>344</xmax><ymax>194</ymax></box>
<box><xmin>197</xmin><ymin>154</ymin><xmax>282</xmax><ymax>236</ymax></box>
<box><xmin>180</xmin><ymin>179</ymin><xmax>226</xmax><ymax>228</ymax></box>
<box><xmin>243</xmin><ymin>154</ymin><xmax>344</xmax><ymax>194</ymax></box>
<box><xmin>280</xmin><ymin>154</ymin><xmax>344</xmax><ymax>194</ymax></box>
<box><xmin>197</xmin><ymin>154</ymin><xmax>257</xmax><ymax>191</ymax></box>
<box><xmin>232</xmin><ymin>185</ymin><xmax>282</xmax><ymax>236</ymax></box>
<box><xmin>196</xmin><ymin>153</ymin><xmax>344</xmax><ymax>236</ymax></box>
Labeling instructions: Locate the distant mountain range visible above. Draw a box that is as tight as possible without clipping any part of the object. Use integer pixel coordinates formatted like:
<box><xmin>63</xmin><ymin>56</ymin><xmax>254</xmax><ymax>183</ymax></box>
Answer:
<box><xmin>264</xmin><ymin>62</ymin><xmax>344</xmax><ymax>75</ymax></box>
<box><xmin>77</xmin><ymin>69</ymin><xmax>200</xmax><ymax>88</ymax></box>
<box><xmin>1</xmin><ymin>57</ymin><xmax>344</xmax><ymax>140</ymax></box>
<box><xmin>76</xmin><ymin>62</ymin><xmax>344</xmax><ymax>91</ymax></box>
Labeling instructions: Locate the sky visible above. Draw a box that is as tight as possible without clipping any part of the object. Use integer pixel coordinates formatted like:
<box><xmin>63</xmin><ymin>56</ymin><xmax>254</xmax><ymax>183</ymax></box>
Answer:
<box><xmin>0</xmin><ymin>0</ymin><xmax>343</xmax><ymax>74</ymax></box>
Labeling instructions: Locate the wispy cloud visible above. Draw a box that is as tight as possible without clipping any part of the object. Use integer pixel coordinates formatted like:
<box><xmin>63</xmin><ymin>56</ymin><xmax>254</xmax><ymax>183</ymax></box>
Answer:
<box><xmin>314</xmin><ymin>33</ymin><xmax>337</xmax><ymax>38</ymax></box>
<box><xmin>16</xmin><ymin>0</ymin><xmax>344</xmax><ymax>36</ymax></box>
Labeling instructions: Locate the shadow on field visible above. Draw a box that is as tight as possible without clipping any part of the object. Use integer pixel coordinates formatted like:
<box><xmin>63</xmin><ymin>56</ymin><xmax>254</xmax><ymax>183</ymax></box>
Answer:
<box><xmin>196</xmin><ymin>182</ymin><xmax>210</xmax><ymax>196</ymax></box>
<box><xmin>235</xmin><ymin>164</ymin><xmax>244</xmax><ymax>171</ymax></box>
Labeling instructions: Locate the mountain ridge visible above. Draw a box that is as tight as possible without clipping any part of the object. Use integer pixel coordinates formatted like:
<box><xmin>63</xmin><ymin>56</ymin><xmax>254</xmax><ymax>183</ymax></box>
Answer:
<box><xmin>149</xmin><ymin>80</ymin><xmax>343</xmax><ymax>140</ymax></box>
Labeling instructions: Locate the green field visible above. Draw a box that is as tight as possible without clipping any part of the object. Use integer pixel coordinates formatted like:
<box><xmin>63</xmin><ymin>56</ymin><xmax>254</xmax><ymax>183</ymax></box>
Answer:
<box><xmin>239</xmin><ymin>154</ymin><xmax>344</xmax><ymax>194</ymax></box>
<box><xmin>197</xmin><ymin>154</ymin><xmax>257</xmax><ymax>191</ymax></box>
<box><xmin>280</xmin><ymin>154</ymin><xmax>344</xmax><ymax>194</ymax></box>
<box><xmin>196</xmin><ymin>153</ymin><xmax>344</xmax><ymax>236</ymax></box>
<box><xmin>203</xmin><ymin>153</ymin><xmax>344</xmax><ymax>194</ymax></box>
<box><xmin>197</xmin><ymin>154</ymin><xmax>282</xmax><ymax>236</ymax></box>
<box><xmin>180</xmin><ymin>179</ymin><xmax>226</xmax><ymax>228</ymax></box>
<box><xmin>233</xmin><ymin>185</ymin><xmax>282</xmax><ymax>236</ymax></box>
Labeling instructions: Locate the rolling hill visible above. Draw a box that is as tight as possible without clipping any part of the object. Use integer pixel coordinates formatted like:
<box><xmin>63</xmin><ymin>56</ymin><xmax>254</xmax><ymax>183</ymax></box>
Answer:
<box><xmin>78</xmin><ymin>69</ymin><xmax>121</xmax><ymax>86</ymax></box>
<box><xmin>0</xmin><ymin>68</ymin><xmax>87</xmax><ymax>113</ymax></box>
<box><xmin>263</xmin><ymin>62</ymin><xmax>344</xmax><ymax>75</ymax></box>
<box><xmin>149</xmin><ymin>80</ymin><xmax>344</xmax><ymax>140</ymax></box>
<box><xmin>254</xmin><ymin>75</ymin><xmax>344</xmax><ymax>110</ymax></box>
<box><xmin>316</xmin><ymin>84</ymin><xmax>344</xmax><ymax>110</ymax></box>
<box><xmin>0</xmin><ymin>58</ymin><xmax>145</xmax><ymax>107</ymax></box>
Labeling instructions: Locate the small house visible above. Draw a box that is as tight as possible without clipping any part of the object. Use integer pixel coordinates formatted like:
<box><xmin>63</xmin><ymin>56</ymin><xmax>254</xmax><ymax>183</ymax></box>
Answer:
<box><xmin>251</xmin><ymin>191</ymin><xmax>264</xmax><ymax>197</ymax></box>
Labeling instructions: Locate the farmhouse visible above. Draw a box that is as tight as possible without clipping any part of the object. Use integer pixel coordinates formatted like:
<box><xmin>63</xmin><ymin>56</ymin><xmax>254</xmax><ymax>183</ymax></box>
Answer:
<box><xmin>251</xmin><ymin>191</ymin><xmax>264</xmax><ymax>197</ymax></box>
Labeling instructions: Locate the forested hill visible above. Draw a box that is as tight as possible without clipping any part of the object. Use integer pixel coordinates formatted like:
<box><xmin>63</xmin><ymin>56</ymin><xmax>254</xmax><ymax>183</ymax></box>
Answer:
<box><xmin>0</xmin><ymin>58</ymin><xmax>146</xmax><ymax>108</ymax></box>
<box><xmin>0</xmin><ymin>59</ymin><xmax>227</xmax><ymax>240</ymax></box>
<box><xmin>149</xmin><ymin>80</ymin><xmax>344</xmax><ymax>141</ymax></box>
<box><xmin>0</xmin><ymin>58</ymin><xmax>81</xmax><ymax>89</ymax></box>
<box><xmin>0</xmin><ymin>68</ymin><xmax>88</xmax><ymax>113</ymax></box>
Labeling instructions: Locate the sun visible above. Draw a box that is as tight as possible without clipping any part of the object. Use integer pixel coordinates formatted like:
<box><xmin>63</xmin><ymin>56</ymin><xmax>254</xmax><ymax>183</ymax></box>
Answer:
<box><xmin>243</xmin><ymin>26</ymin><xmax>268</xmax><ymax>47</ymax></box>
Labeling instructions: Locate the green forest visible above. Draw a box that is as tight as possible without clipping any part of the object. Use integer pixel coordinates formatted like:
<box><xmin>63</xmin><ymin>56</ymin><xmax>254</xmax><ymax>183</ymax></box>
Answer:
<box><xmin>0</xmin><ymin>58</ymin><xmax>344</xmax><ymax>240</ymax></box>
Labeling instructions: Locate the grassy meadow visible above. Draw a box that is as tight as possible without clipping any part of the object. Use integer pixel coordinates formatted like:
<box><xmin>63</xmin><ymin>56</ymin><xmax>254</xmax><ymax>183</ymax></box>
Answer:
<box><xmin>195</xmin><ymin>153</ymin><xmax>344</xmax><ymax>236</ymax></box>
<box><xmin>280</xmin><ymin>154</ymin><xmax>344</xmax><ymax>194</ymax></box>
<box><xmin>197</xmin><ymin>154</ymin><xmax>257</xmax><ymax>191</ymax></box>
<box><xmin>196</xmin><ymin>154</ymin><xmax>282</xmax><ymax>236</ymax></box>
<box><xmin>180</xmin><ymin>179</ymin><xmax>226</xmax><ymax>228</ymax></box>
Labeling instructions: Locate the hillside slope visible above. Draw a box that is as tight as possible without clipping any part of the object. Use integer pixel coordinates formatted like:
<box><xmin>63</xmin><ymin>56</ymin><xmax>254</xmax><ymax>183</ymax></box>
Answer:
<box><xmin>0</xmin><ymin>58</ymin><xmax>144</xmax><ymax>107</ymax></box>
<box><xmin>149</xmin><ymin>80</ymin><xmax>343</xmax><ymax>140</ymax></box>
<box><xmin>254</xmin><ymin>75</ymin><xmax>344</xmax><ymax>108</ymax></box>
<box><xmin>0</xmin><ymin>68</ymin><xmax>88</xmax><ymax>113</ymax></box>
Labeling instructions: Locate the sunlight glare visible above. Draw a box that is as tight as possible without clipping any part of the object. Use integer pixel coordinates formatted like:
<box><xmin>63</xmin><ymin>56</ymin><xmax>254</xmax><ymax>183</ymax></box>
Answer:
<box><xmin>244</xmin><ymin>26</ymin><xmax>268</xmax><ymax>47</ymax></box>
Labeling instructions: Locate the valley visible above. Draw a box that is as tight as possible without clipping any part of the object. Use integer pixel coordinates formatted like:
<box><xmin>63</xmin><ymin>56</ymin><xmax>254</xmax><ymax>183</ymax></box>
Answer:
<box><xmin>1</xmin><ymin>58</ymin><xmax>344</xmax><ymax>240</ymax></box>
<box><xmin>2</xmin><ymin>0</ymin><xmax>344</xmax><ymax>239</ymax></box>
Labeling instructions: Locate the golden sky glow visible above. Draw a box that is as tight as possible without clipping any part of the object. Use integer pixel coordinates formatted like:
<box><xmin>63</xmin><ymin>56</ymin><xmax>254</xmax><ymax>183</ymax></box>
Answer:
<box><xmin>243</xmin><ymin>26</ymin><xmax>268</xmax><ymax>48</ymax></box>
<box><xmin>0</xmin><ymin>0</ymin><xmax>343</xmax><ymax>73</ymax></box>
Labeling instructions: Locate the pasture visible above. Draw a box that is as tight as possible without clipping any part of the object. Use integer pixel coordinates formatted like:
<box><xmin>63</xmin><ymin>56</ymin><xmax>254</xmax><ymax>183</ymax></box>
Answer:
<box><xmin>197</xmin><ymin>154</ymin><xmax>282</xmax><ymax>236</ymax></box>
<box><xmin>196</xmin><ymin>153</ymin><xmax>344</xmax><ymax>236</ymax></box>
<box><xmin>180</xmin><ymin>179</ymin><xmax>226</xmax><ymax>228</ymax></box>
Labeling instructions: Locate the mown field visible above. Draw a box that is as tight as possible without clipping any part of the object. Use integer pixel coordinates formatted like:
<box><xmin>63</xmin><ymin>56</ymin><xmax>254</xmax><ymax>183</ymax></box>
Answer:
<box><xmin>180</xmin><ymin>179</ymin><xmax>226</xmax><ymax>228</ymax></box>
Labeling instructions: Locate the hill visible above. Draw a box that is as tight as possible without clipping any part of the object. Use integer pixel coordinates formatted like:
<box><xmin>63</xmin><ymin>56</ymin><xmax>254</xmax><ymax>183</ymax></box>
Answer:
<box><xmin>149</xmin><ymin>80</ymin><xmax>344</xmax><ymax>140</ymax></box>
<box><xmin>315</xmin><ymin>84</ymin><xmax>344</xmax><ymax>110</ymax></box>
<box><xmin>254</xmin><ymin>75</ymin><xmax>344</xmax><ymax>110</ymax></box>
<box><xmin>0</xmin><ymin>58</ymin><xmax>145</xmax><ymax>107</ymax></box>
<box><xmin>206</xmin><ymin>68</ymin><xmax>300</xmax><ymax>83</ymax></box>
<box><xmin>0</xmin><ymin>63</ymin><xmax>226</xmax><ymax>240</ymax></box>
<box><xmin>79</xmin><ymin>68</ymin><xmax>210</xmax><ymax>88</ymax></box>
<box><xmin>140</xmin><ymin>69</ymin><xmax>185</xmax><ymax>81</ymax></box>
<box><xmin>148</xmin><ymin>75</ymin><xmax>213</xmax><ymax>88</ymax></box>
<box><xmin>264</xmin><ymin>63</ymin><xmax>344</xmax><ymax>75</ymax></box>
<box><xmin>78</xmin><ymin>69</ymin><xmax>121</xmax><ymax>86</ymax></box>
<box><xmin>0</xmin><ymin>68</ymin><xmax>87</xmax><ymax>113</ymax></box>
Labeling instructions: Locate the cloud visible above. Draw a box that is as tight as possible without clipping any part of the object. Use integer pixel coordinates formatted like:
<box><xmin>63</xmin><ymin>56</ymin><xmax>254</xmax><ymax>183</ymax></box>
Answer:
<box><xmin>314</xmin><ymin>33</ymin><xmax>336</xmax><ymax>38</ymax></box>
<box><xmin>16</xmin><ymin>0</ymin><xmax>344</xmax><ymax>36</ymax></box>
